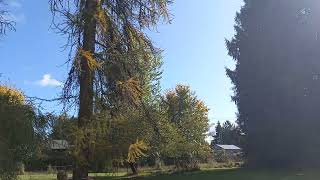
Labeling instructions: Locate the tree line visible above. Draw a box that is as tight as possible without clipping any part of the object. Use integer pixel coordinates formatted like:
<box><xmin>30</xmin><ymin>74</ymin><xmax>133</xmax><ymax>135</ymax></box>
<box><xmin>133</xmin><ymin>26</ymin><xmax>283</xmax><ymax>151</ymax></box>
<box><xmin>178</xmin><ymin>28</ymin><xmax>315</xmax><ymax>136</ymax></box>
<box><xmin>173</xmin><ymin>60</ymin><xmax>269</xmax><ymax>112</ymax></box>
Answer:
<box><xmin>210</xmin><ymin>121</ymin><xmax>244</xmax><ymax>148</ymax></box>
<box><xmin>0</xmin><ymin>84</ymin><xmax>211</xmax><ymax>179</ymax></box>
<box><xmin>4</xmin><ymin>0</ymin><xmax>320</xmax><ymax>178</ymax></box>
<box><xmin>0</xmin><ymin>0</ymin><xmax>213</xmax><ymax>179</ymax></box>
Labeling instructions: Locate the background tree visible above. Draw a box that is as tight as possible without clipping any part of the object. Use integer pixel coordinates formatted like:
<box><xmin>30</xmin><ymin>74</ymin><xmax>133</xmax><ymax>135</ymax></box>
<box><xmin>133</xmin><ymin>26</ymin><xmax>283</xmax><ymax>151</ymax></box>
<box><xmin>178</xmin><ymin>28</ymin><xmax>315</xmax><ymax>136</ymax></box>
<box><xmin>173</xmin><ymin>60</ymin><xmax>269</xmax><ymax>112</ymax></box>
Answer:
<box><xmin>159</xmin><ymin>85</ymin><xmax>210</xmax><ymax>170</ymax></box>
<box><xmin>221</xmin><ymin>121</ymin><xmax>239</xmax><ymax>146</ymax></box>
<box><xmin>211</xmin><ymin>121</ymin><xmax>242</xmax><ymax>147</ymax></box>
<box><xmin>20</xmin><ymin>113</ymin><xmax>74</xmax><ymax>172</ymax></box>
<box><xmin>0</xmin><ymin>86</ymin><xmax>35</xmax><ymax>180</ymax></box>
<box><xmin>50</xmin><ymin>0</ymin><xmax>172</xmax><ymax>179</ymax></box>
<box><xmin>49</xmin><ymin>114</ymin><xmax>76</xmax><ymax>141</ymax></box>
<box><xmin>212</xmin><ymin>121</ymin><xmax>222</xmax><ymax>145</ymax></box>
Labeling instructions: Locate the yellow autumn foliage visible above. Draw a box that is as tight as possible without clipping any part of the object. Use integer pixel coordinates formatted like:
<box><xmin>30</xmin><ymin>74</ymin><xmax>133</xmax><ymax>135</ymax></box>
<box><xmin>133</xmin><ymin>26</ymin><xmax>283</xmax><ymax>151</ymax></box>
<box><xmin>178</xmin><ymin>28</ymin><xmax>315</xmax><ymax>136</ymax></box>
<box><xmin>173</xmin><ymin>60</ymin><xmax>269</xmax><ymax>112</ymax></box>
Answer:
<box><xmin>116</xmin><ymin>78</ymin><xmax>143</xmax><ymax>104</ymax></box>
<box><xmin>196</xmin><ymin>100</ymin><xmax>209</xmax><ymax>113</ymax></box>
<box><xmin>96</xmin><ymin>5</ymin><xmax>108</xmax><ymax>33</ymax></box>
<box><xmin>74</xmin><ymin>49</ymin><xmax>103</xmax><ymax>71</ymax></box>
<box><xmin>0</xmin><ymin>85</ymin><xmax>25</xmax><ymax>104</ymax></box>
<box><xmin>127</xmin><ymin>139</ymin><xmax>149</xmax><ymax>163</ymax></box>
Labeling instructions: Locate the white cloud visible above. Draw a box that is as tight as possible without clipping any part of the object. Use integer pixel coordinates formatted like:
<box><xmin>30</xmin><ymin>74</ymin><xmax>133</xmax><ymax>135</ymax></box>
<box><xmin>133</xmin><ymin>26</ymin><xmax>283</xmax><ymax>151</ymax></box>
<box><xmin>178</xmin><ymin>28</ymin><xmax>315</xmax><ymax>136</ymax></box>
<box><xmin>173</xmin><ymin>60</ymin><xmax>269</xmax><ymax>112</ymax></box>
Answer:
<box><xmin>35</xmin><ymin>74</ymin><xmax>62</xmax><ymax>87</ymax></box>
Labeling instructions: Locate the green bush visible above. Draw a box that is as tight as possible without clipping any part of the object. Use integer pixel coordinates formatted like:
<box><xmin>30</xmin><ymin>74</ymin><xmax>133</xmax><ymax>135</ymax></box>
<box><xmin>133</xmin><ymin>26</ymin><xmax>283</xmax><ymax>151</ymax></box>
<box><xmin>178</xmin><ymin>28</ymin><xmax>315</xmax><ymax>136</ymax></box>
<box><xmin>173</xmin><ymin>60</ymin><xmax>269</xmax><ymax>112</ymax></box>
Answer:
<box><xmin>17</xmin><ymin>163</ymin><xmax>24</xmax><ymax>175</ymax></box>
<box><xmin>0</xmin><ymin>160</ymin><xmax>19</xmax><ymax>180</ymax></box>
<box><xmin>57</xmin><ymin>170</ymin><xmax>67</xmax><ymax>180</ymax></box>
<box><xmin>214</xmin><ymin>151</ymin><xmax>231</xmax><ymax>163</ymax></box>
<box><xmin>47</xmin><ymin>164</ymin><xmax>57</xmax><ymax>174</ymax></box>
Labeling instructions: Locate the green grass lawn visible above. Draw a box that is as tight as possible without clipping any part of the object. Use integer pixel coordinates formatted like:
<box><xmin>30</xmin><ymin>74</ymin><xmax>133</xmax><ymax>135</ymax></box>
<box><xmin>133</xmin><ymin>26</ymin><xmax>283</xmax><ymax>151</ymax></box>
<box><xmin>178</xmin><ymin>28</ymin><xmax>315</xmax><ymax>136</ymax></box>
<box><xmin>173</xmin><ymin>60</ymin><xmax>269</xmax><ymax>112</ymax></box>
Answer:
<box><xmin>20</xmin><ymin>168</ymin><xmax>320</xmax><ymax>180</ymax></box>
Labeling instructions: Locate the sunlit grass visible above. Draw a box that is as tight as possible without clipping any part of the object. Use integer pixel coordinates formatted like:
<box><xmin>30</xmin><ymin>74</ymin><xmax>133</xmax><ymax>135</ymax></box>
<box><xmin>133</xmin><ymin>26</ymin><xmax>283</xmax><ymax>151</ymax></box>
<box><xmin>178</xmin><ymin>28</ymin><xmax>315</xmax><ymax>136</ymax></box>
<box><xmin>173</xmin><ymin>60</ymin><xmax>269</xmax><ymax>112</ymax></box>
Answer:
<box><xmin>20</xmin><ymin>173</ymin><xmax>59</xmax><ymax>180</ymax></box>
<box><xmin>20</xmin><ymin>172</ymin><xmax>126</xmax><ymax>180</ymax></box>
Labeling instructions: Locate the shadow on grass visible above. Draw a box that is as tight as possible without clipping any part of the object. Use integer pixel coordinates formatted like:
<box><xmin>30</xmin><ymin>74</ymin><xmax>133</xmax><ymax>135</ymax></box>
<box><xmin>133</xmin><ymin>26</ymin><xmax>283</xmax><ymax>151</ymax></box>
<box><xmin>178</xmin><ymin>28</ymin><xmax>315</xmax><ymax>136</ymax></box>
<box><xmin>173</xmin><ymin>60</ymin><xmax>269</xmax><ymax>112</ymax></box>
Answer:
<box><xmin>93</xmin><ymin>168</ymin><xmax>320</xmax><ymax>180</ymax></box>
<box><xmin>93</xmin><ymin>169</ymin><xmax>242</xmax><ymax>180</ymax></box>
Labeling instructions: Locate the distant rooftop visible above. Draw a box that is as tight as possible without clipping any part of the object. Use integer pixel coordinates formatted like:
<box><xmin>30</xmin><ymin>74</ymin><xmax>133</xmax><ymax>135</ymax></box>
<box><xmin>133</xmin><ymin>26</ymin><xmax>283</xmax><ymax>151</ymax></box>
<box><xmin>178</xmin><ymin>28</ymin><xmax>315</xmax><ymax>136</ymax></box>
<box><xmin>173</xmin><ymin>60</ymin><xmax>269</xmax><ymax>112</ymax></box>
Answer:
<box><xmin>216</xmin><ymin>144</ymin><xmax>241</xmax><ymax>150</ymax></box>
<box><xmin>50</xmin><ymin>140</ymin><xmax>70</xmax><ymax>150</ymax></box>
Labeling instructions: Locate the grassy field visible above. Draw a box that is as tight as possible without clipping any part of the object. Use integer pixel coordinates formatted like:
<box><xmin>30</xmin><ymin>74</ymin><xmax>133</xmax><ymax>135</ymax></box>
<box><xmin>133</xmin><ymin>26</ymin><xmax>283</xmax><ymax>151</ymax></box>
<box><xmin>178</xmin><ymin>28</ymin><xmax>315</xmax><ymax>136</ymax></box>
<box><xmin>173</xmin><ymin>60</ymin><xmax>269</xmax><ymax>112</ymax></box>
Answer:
<box><xmin>20</xmin><ymin>168</ymin><xmax>320</xmax><ymax>180</ymax></box>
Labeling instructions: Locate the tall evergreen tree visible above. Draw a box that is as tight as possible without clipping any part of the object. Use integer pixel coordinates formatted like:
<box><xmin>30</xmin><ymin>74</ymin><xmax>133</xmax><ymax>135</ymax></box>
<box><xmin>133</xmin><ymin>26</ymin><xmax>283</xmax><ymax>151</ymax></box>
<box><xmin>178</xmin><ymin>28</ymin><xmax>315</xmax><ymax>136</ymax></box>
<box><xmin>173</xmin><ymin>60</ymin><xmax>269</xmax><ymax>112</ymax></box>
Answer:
<box><xmin>227</xmin><ymin>0</ymin><xmax>320</xmax><ymax>167</ymax></box>
<box><xmin>212</xmin><ymin>121</ymin><xmax>222</xmax><ymax>145</ymax></box>
<box><xmin>211</xmin><ymin>121</ymin><xmax>241</xmax><ymax>146</ymax></box>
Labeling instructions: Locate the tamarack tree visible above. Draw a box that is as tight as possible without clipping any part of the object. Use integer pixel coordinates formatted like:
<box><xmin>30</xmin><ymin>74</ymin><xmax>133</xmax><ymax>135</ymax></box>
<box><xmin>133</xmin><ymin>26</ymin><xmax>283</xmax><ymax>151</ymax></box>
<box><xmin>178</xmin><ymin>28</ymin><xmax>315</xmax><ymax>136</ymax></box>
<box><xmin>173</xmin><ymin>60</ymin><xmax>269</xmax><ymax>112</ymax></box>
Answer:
<box><xmin>50</xmin><ymin>0</ymin><xmax>172</xmax><ymax>179</ymax></box>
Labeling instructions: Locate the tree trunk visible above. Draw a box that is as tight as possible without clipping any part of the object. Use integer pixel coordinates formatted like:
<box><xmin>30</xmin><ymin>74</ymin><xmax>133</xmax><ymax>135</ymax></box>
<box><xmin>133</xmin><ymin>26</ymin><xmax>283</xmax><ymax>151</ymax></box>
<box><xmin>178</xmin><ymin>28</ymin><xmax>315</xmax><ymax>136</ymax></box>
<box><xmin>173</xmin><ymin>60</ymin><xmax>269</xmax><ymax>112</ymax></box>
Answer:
<box><xmin>129</xmin><ymin>162</ymin><xmax>138</xmax><ymax>175</ymax></box>
<box><xmin>154</xmin><ymin>152</ymin><xmax>162</xmax><ymax>170</ymax></box>
<box><xmin>73</xmin><ymin>0</ymin><xmax>97</xmax><ymax>179</ymax></box>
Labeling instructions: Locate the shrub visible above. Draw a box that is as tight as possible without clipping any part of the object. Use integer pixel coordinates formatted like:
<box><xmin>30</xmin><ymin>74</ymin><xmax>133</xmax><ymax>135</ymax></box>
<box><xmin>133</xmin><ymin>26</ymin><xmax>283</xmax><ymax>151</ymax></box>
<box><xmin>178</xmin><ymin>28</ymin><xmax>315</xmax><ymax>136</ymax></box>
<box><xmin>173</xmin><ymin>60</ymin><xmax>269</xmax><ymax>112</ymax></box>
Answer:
<box><xmin>57</xmin><ymin>170</ymin><xmax>67</xmax><ymax>180</ymax></box>
<box><xmin>17</xmin><ymin>163</ymin><xmax>25</xmax><ymax>175</ymax></box>
<box><xmin>214</xmin><ymin>151</ymin><xmax>231</xmax><ymax>163</ymax></box>
<box><xmin>0</xmin><ymin>160</ymin><xmax>19</xmax><ymax>180</ymax></box>
<box><xmin>47</xmin><ymin>164</ymin><xmax>56</xmax><ymax>174</ymax></box>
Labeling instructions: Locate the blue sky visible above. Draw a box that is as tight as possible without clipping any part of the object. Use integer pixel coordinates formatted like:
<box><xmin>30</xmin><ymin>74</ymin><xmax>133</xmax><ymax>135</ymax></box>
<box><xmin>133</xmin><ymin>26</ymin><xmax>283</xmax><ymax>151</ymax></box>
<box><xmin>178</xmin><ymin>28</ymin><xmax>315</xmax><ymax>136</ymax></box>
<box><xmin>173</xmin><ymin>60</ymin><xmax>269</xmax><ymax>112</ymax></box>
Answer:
<box><xmin>0</xmin><ymin>0</ymin><xmax>242</xmax><ymax>124</ymax></box>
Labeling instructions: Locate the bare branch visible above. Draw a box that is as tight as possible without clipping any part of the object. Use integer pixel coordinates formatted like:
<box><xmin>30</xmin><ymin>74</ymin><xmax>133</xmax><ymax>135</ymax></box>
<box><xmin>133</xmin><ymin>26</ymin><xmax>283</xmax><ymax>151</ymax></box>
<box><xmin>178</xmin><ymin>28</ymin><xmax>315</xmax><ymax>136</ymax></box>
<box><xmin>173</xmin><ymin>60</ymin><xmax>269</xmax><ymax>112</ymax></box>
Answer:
<box><xmin>0</xmin><ymin>0</ymin><xmax>16</xmax><ymax>36</ymax></box>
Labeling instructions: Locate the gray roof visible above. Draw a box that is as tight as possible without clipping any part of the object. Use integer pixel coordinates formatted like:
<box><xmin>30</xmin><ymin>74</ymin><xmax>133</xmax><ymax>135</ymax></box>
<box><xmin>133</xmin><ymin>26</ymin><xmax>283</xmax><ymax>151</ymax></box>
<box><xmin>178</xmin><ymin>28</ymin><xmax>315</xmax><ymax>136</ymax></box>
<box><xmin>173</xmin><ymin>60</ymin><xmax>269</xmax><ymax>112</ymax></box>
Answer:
<box><xmin>216</xmin><ymin>144</ymin><xmax>241</xmax><ymax>150</ymax></box>
<box><xmin>50</xmin><ymin>140</ymin><xmax>69</xmax><ymax>150</ymax></box>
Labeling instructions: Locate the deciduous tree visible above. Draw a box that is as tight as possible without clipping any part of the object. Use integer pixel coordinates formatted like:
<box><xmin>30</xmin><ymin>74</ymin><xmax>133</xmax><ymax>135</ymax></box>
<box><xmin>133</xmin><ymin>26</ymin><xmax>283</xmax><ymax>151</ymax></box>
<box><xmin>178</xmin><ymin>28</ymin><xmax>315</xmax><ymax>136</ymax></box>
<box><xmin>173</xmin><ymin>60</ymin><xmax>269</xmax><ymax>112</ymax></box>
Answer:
<box><xmin>160</xmin><ymin>85</ymin><xmax>210</xmax><ymax>170</ymax></box>
<box><xmin>0</xmin><ymin>86</ymin><xmax>35</xmax><ymax>180</ymax></box>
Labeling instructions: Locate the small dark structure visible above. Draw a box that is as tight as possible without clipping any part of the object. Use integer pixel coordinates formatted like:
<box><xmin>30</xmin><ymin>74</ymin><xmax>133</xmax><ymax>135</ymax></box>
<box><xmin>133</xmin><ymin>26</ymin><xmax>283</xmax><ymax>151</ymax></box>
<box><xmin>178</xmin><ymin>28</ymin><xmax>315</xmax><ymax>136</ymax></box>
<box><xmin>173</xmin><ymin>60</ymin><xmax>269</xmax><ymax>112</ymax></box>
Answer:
<box><xmin>213</xmin><ymin>144</ymin><xmax>242</xmax><ymax>162</ymax></box>
<box><xmin>48</xmin><ymin>140</ymin><xmax>72</xmax><ymax>172</ymax></box>
<box><xmin>214</xmin><ymin>144</ymin><xmax>241</xmax><ymax>154</ymax></box>
<box><xmin>50</xmin><ymin>140</ymin><xmax>70</xmax><ymax>151</ymax></box>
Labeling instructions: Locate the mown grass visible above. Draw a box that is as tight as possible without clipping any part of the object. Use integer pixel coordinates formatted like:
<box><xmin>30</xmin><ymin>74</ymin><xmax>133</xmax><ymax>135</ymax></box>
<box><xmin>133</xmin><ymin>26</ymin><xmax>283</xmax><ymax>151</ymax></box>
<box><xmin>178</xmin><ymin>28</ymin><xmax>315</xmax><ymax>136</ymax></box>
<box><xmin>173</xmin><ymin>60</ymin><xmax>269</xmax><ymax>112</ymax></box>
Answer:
<box><xmin>20</xmin><ymin>168</ymin><xmax>320</xmax><ymax>180</ymax></box>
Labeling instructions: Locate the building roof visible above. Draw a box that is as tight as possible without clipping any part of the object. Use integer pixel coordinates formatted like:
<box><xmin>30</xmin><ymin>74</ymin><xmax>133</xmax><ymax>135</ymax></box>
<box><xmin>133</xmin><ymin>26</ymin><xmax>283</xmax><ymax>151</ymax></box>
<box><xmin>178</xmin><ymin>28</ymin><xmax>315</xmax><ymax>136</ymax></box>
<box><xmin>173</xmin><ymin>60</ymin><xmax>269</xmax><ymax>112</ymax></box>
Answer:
<box><xmin>50</xmin><ymin>140</ymin><xmax>69</xmax><ymax>150</ymax></box>
<box><xmin>216</xmin><ymin>144</ymin><xmax>241</xmax><ymax>150</ymax></box>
